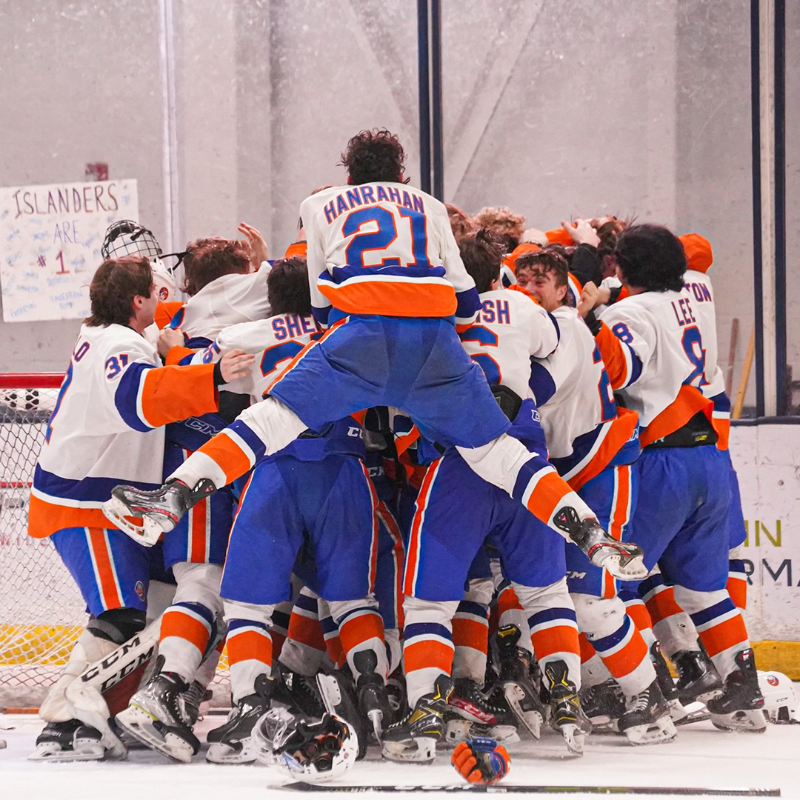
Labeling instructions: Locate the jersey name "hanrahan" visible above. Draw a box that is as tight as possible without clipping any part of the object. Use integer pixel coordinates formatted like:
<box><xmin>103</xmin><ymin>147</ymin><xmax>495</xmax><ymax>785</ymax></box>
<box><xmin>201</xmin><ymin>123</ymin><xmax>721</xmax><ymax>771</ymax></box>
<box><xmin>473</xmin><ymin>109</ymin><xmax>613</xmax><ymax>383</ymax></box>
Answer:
<box><xmin>323</xmin><ymin>185</ymin><xmax>425</xmax><ymax>224</ymax></box>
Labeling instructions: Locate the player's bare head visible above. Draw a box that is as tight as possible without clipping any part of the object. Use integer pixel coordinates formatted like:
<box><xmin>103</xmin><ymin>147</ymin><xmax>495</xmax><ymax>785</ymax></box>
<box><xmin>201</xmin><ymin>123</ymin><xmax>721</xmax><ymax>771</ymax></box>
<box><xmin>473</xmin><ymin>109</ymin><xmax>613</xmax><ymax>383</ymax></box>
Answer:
<box><xmin>340</xmin><ymin>129</ymin><xmax>408</xmax><ymax>185</ymax></box>
<box><xmin>459</xmin><ymin>230</ymin><xmax>503</xmax><ymax>293</ymax></box>
<box><xmin>472</xmin><ymin>206</ymin><xmax>526</xmax><ymax>254</ymax></box>
<box><xmin>515</xmin><ymin>248</ymin><xmax>569</xmax><ymax>309</ymax></box>
<box><xmin>85</xmin><ymin>255</ymin><xmax>153</xmax><ymax>328</ymax></box>
<box><xmin>268</xmin><ymin>257</ymin><xmax>311</xmax><ymax>316</ymax></box>
<box><xmin>445</xmin><ymin>203</ymin><xmax>477</xmax><ymax>241</ymax></box>
<box><xmin>614</xmin><ymin>224</ymin><xmax>686</xmax><ymax>293</ymax></box>
<box><xmin>182</xmin><ymin>237</ymin><xmax>251</xmax><ymax>297</ymax></box>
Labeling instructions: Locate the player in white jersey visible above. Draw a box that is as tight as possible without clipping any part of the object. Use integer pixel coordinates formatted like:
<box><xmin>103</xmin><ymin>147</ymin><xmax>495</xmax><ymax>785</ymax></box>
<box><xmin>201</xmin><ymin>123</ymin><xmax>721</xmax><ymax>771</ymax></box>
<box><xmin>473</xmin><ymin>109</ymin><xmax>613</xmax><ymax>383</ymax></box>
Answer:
<box><xmin>638</xmin><ymin>234</ymin><xmax>747</xmax><ymax>706</ymax></box>
<box><xmin>582</xmin><ymin>224</ymin><xmax>765</xmax><ymax>732</ymax></box>
<box><xmin>521</xmin><ymin>248</ymin><xmax>675</xmax><ymax>745</ymax></box>
<box><xmin>29</xmin><ymin>255</ymin><xmax>252</xmax><ymax>761</ymax></box>
<box><xmin>388</xmin><ymin>233</ymin><xmax>590</xmax><ymax>766</ymax></box>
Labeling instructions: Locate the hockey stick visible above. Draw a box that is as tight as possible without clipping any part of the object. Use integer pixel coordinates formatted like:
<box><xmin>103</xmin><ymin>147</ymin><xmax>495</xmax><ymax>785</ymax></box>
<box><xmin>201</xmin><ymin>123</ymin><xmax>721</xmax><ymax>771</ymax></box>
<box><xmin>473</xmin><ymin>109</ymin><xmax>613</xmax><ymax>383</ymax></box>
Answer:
<box><xmin>272</xmin><ymin>784</ymin><xmax>780</xmax><ymax>797</ymax></box>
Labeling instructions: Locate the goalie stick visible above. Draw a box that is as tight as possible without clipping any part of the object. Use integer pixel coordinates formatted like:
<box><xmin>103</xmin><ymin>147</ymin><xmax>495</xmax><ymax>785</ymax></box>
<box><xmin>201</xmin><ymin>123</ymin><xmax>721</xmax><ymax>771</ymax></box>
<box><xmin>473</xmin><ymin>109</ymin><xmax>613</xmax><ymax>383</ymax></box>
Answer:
<box><xmin>271</xmin><ymin>783</ymin><xmax>780</xmax><ymax>797</ymax></box>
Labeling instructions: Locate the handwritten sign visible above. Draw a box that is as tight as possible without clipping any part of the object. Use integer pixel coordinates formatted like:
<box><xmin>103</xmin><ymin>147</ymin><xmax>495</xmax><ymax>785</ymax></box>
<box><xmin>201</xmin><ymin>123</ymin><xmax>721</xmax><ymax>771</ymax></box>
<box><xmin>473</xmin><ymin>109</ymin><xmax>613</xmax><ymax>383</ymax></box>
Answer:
<box><xmin>0</xmin><ymin>179</ymin><xmax>139</xmax><ymax>322</ymax></box>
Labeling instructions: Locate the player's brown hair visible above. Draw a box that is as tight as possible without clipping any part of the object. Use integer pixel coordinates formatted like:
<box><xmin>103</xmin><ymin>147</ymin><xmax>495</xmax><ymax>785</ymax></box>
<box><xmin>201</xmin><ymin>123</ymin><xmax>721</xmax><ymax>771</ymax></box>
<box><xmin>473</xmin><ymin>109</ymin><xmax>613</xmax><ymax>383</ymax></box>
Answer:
<box><xmin>340</xmin><ymin>129</ymin><xmax>408</xmax><ymax>185</ymax></box>
<box><xmin>459</xmin><ymin>230</ymin><xmax>502</xmax><ymax>294</ymax></box>
<box><xmin>268</xmin><ymin>257</ymin><xmax>312</xmax><ymax>316</ymax></box>
<box><xmin>515</xmin><ymin>248</ymin><xmax>570</xmax><ymax>305</ymax></box>
<box><xmin>445</xmin><ymin>203</ymin><xmax>477</xmax><ymax>241</ymax></box>
<box><xmin>472</xmin><ymin>206</ymin><xmax>526</xmax><ymax>253</ymax></box>
<box><xmin>85</xmin><ymin>256</ymin><xmax>153</xmax><ymax>328</ymax></box>
<box><xmin>182</xmin><ymin>237</ymin><xmax>251</xmax><ymax>297</ymax></box>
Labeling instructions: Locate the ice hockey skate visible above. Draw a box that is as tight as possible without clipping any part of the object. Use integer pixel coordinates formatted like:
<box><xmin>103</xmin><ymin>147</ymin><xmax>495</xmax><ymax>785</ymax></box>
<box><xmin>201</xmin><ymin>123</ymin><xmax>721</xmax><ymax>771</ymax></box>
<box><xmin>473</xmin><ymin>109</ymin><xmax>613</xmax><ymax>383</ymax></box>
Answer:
<box><xmin>495</xmin><ymin>624</ymin><xmax>547</xmax><ymax>739</ymax></box>
<box><xmin>707</xmin><ymin>649</ymin><xmax>767</xmax><ymax>733</ymax></box>
<box><xmin>543</xmin><ymin>659</ymin><xmax>592</xmax><ymax>756</ymax></box>
<box><xmin>354</xmin><ymin>650</ymin><xmax>393</xmax><ymax>741</ymax></box>
<box><xmin>445</xmin><ymin>678</ymin><xmax>519</xmax><ymax>746</ymax></box>
<box><xmin>273</xmin><ymin>664</ymin><xmax>327</xmax><ymax>718</ymax></box>
<box><xmin>206</xmin><ymin>674</ymin><xmax>273</xmax><ymax>763</ymax></box>
<box><xmin>618</xmin><ymin>679</ymin><xmax>677</xmax><ymax>745</ymax></box>
<box><xmin>672</xmin><ymin>648</ymin><xmax>723</xmax><ymax>704</ymax></box>
<box><xmin>28</xmin><ymin>719</ymin><xmax>108</xmax><ymax>762</ymax></box>
<box><xmin>552</xmin><ymin>509</ymin><xmax>647</xmax><ymax>580</ymax></box>
<box><xmin>382</xmin><ymin>675</ymin><xmax>452</xmax><ymax>763</ymax></box>
<box><xmin>115</xmin><ymin>670</ymin><xmax>201</xmax><ymax>763</ymax></box>
<box><xmin>580</xmin><ymin>679</ymin><xmax>626</xmax><ymax>731</ymax></box>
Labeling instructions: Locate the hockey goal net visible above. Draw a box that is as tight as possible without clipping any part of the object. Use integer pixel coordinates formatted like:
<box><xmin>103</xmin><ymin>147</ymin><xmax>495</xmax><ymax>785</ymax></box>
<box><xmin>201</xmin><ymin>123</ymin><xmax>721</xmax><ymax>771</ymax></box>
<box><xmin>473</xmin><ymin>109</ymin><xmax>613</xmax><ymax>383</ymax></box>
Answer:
<box><xmin>0</xmin><ymin>373</ymin><xmax>86</xmax><ymax>708</ymax></box>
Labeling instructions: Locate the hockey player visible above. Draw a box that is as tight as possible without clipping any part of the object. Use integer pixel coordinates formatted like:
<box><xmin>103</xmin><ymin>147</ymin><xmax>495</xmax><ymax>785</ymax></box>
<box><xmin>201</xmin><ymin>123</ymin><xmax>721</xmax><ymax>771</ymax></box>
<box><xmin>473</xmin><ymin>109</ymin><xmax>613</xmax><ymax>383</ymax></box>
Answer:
<box><xmin>521</xmin><ymin>248</ymin><xmax>676</xmax><ymax>745</ymax></box>
<box><xmin>163</xmin><ymin>258</ymin><xmax>392</xmax><ymax>763</ymax></box>
<box><xmin>28</xmin><ymin>255</ymin><xmax>252</xmax><ymax>760</ymax></box>
<box><xmin>383</xmin><ymin>232</ymin><xmax>590</xmax><ymax>762</ymax></box>
<box><xmin>106</xmin><ymin>129</ymin><xmax>646</xmax><ymax>591</ymax></box>
<box><xmin>581</xmin><ymin>224</ymin><xmax>765</xmax><ymax>732</ymax></box>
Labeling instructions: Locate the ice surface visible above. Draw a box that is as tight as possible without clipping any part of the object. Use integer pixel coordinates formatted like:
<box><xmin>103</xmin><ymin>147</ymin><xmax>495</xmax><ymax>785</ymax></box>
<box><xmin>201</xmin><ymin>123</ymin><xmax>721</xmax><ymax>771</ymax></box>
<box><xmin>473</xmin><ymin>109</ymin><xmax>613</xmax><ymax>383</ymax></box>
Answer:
<box><xmin>2</xmin><ymin>711</ymin><xmax>799</xmax><ymax>800</ymax></box>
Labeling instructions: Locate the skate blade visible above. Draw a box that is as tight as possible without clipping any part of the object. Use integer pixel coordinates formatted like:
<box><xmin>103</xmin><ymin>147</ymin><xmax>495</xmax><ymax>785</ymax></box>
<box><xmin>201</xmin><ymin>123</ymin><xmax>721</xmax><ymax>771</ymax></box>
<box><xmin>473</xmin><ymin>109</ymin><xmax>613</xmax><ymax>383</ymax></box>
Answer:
<box><xmin>28</xmin><ymin>741</ymin><xmax>106</xmax><ymax>762</ymax></box>
<box><xmin>503</xmin><ymin>683</ymin><xmax>543</xmax><ymax>739</ymax></box>
<box><xmin>206</xmin><ymin>738</ymin><xmax>258</xmax><ymax>764</ymax></box>
<box><xmin>102</xmin><ymin>497</ymin><xmax>162</xmax><ymax>546</ymax></box>
<box><xmin>382</xmin><ymin>736</ymin><xmax>436</xmax><ymax>763</ymax></box>
<box><xmin>116</xmin><ymin>705</ymin><xmax>197</xmax><ymax>763</ymax></box>
<box><xmin>368</xmin><ymin>709</ymin><xmax>384</xmax><ymax>742</ymax></box>
<box><xmin>558</xmin><ymin>723</ymin><xmax>586</xmax><ymax>756</ymax></box>
<box><xmin>669</xmin><ymin>700</ymin><xmax>710</xmax><ymax>726</ymax></box>
<box><xmin>445</xmin><ymin>719</ymin><xmax>520</xmax><ymax>747</ymax></box>
<box><xmin>623</xmin><ymin>715</ymin><xmax>677</xmax><ymax>745</ymax></box>
<box><xmin>710</xmin><ymin>709</ymin><xmax>767</xmax><ymax>733</ymax></box>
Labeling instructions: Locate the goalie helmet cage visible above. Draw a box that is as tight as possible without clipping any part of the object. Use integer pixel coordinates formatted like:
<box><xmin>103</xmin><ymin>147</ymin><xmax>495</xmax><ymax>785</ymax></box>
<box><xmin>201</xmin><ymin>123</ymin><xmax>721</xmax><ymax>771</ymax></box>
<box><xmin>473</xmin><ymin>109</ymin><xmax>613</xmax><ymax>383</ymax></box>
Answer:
<box><xmin>0</xmin><ymin>373</ymin><xmax>231</xmax><ymax>709</ymax></box>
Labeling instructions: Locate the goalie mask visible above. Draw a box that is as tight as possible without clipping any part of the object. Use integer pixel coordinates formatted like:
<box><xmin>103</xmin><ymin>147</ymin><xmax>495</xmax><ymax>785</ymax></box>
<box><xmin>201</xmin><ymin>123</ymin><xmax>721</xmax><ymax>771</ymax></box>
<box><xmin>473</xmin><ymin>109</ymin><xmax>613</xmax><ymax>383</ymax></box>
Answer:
<box><xmin>101</xmin><ymin>220</ymin><xmax>162</xmax><ymax>260</ymax></box>
<box><xmin>253</xmin><ymin>709</ymin><xmax>357</xmax><ymax>783</ymax></box>
<box><xmin>757</xmin><ymin>671</ymin><xmax>799</xmax><ymax>724</ymax></box>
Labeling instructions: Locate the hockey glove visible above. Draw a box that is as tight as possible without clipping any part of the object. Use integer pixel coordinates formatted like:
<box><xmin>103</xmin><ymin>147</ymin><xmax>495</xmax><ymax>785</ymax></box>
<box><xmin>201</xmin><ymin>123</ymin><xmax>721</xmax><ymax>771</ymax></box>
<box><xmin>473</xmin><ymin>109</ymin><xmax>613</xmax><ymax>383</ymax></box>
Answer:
<box><xmin>451</xmin><ymin>737</ymin><xmax>510</xmax><ymax>785</ymax></box>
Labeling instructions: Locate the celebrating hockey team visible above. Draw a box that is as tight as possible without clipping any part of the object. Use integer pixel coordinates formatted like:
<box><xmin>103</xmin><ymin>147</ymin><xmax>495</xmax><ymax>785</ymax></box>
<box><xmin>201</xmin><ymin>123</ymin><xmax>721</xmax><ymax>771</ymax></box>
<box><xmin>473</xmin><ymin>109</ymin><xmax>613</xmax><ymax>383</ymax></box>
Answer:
<box><xmin>26</xmin><ymin>128</ymin><xmax>774</xmax><ymax>784</ymax></box>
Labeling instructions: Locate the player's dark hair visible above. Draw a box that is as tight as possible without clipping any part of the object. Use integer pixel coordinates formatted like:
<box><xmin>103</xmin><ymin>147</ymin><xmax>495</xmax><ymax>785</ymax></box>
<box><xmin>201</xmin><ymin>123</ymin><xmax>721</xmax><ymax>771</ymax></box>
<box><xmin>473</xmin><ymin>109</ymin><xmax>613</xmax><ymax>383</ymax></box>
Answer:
<box><xmin>182</xmin><ymin>237</ymin><xmax>251</xmax><ymax>297</ymax></box>
<box><xmin>515</xmin><ymin>248</ymin><xmax>570</xmax><ymax>305</ymax></box>
<box><xmin>85</xmin><ymin>256</ymin><xmax>153</xmax><ymax>327</ymax></box>
<box><xmin>459</xmin><ymin>230</ymin><xmax>502</xmax><ymax>294</ymax></box>
<box><xmin>614</xmin><ymin>224</ymin><xmax>686</xmax><ymax>292</ymax></box>
<box><xmin>268</xmin><ymin>257</ymin><xmax>311</xmax><ymax>316</ymax></box>
<box><xmin>340</xmin><ymin>129</ymin><xmax>408</xmax><ymax>185</ymax></box>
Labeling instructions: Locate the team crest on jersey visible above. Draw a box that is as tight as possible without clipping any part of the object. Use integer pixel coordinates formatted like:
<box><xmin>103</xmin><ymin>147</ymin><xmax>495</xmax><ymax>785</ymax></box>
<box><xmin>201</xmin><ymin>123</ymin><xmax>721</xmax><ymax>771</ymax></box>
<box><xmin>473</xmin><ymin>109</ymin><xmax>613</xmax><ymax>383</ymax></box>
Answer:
<box><xmin>134</xmin><ymin>580</ymin><xmax>145</xmax><ymax>601</ymax></box>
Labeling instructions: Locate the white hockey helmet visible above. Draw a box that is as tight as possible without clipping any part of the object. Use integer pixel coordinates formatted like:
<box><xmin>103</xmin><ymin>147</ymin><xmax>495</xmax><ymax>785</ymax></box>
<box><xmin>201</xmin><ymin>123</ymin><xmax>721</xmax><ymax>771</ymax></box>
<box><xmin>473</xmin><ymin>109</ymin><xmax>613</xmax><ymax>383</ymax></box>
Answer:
<box><xmin>253</xmin><ymin>709</ymin><xmax>357</xmax><ymax>783</ymax></box>
<box><xmin>757</xmin><ymin>670</ymin><xmax>799</xmax><ymax>723</ymax></box>
<box><xmin>150</xmin><ymin>257</ymin><xmax>178</xmax><ymax>302</ymax></box>
<box><xmin>101</xmin><ymin>220</ymin><xmax>162</xmax><ymax>260</ymax></box>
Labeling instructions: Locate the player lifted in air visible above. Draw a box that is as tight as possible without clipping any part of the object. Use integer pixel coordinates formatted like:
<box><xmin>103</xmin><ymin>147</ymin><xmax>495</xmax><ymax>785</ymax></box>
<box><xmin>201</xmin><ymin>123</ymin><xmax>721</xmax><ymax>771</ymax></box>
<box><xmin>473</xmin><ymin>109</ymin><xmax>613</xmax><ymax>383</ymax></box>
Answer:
<box><xmin>106</xmin><ymin>130</ymin><xmax>647</xmax><ymax>595</ymax></box>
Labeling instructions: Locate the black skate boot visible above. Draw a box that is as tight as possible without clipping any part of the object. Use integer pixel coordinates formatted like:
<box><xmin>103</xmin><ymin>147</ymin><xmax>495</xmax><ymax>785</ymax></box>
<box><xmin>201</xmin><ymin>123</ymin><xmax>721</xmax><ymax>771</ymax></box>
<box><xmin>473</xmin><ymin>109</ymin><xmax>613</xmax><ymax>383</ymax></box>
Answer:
<box><xmin>649</xmin><ymin>642</ymin><xmax>707</xmax><ymax>726</ymax></box>
<box><xmin>553</xmin><ymin>509</ymin><xmax>646</xmax><ymax>580</ymax></box>
<box><xmin>273</xmin><ymin>663</ymin><xmax>327</xmax><ymax>718</ymax></box>
<box><xmin>354</xmin><ymin>650</ymin><xmax>393</xmax><ymax>741</ymax></box>
<box><xmin>496</xmin><ymin>624</ymin><xmax>547</xmax><ymax>739</ymax></box>
<box><xmin>618</xmin><ymin>679</ymin><xmax>677</xmax><ymax>745</ymax></box>
<box><xmin>673</xmin><ymin>648</ymin><xmax>723</xmax><ymax>705</ymax></box>
<box><xmin>316</xmin><ymin>669</ymin><xmax>370</xmax><ymax>759</ymax></box>
<box><xmin>580</xmin><ymin>679</ymin><xmax>626</xmax><ymax>730</ymax></box>
<box><xmin>103</xmin><ymin>478</ymin><xmax>216</xmax><ymax>544</ymax></box>
<box><xmin>29</xmin><ymin>719</ymin><xmax>106</xmax><ymax>762</ymax></box>
<box><xmin>707</xmin><ymin>648</ymin><xmax>766</xmax><ymax>732</ymax></box>
<box><xmin>543</xmin><ymin>659</ymin><xmax>592</xmax><ymax>756</ymax></box>
<box><xmin>206</xmin><ymin>673</ymin><xmax>273</xmax><ymax>763</ymax></box>
<box><xmin>183</xmin><ymin>680</ymin><xmax>214</xmax><ymax>727</ymax></box>
<box><xmin>382</xmin><ymin>675</ymin><xmax>452</xmax><ymax>763</ymax></box>
<box><xmin>445</xmin><ymin>678</ymin><xmax>518</xmax><ymax>746</ymax></box>
<box><xmin>116</xmin><ymin>667</ymin><xmax>201</xmax><ymax>763</ymax></box>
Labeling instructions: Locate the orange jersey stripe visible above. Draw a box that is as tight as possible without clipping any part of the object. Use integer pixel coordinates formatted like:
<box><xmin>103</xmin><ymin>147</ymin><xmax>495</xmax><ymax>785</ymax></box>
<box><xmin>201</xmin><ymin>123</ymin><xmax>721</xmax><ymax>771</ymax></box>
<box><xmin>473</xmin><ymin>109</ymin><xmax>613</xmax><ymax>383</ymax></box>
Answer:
<box><xmin>403</xmin><ymin>460</ymin><xmax>441</xmax><ymax>596</ymax></box>
<box><xmin>227</xmin><ymin>629</ymin><xmax>272</xmax><ymax>666</ymax></box>
<box><xmin>496</xmin><ymin>584</ymin><xmax>522</xmax><ymax>618</ymax></box>
<box><xmin>599</xmin><ymin>630</ymin><xmax>649</xmax><ymax>679</ymax></box>
<box><xmin>644</xmin><ymin>586</ymin><xmax>683</xmax><ymax>624</ymax></box>
<box><xmin>452</xmin><ymin>618</ymin><xmax>489</xmax><ymax>653</ymax></box>
<box><xmin>88</xmin><ymin>528</ymin><xmax>122</xmax><ymax>610</ymax></box>
<box><xmin>198</xmin><ymin>432</ymin><xmax>253</xmax><ymax>487</ymax></box>
<box><xmin>154</xmin><ymin>301</ymin><xmax>184</xmax><ymax>330</ymax></box>
<box><xmin>377</xmin><ymin>501</ymin><xmax>406</xmax><ymax>629</ymax></box>
<box><xmin>338</xmin><ymin>611</ymin><xmax>384</xmax><ymax>653</ymax></box>
<box><xmin>286</xmin><ymin>614</ymin><xmax>326</xmax><ymax>652</ymax></box>
<box><xmin>404</xmin><ymin>640</ymin><xmax>454</xmax><ymax>673</ymax></box>
<box><xmin>530</xmin><ymin>625</ymin><xmax>580</xmax><ymax>660</ymax></box>
<box><xmin>595</xmin><ymin>323</ymin><xmax>630</xmax><ymax>391</ymax></box>
<box><xmin>625</xmin><ymin>601</ymin><xmax>654</xmax><ymax>634</ymax></box>
<box><xmin>189</xmin><ymin>499</ymin><xmax>209</xmax><ymax>563</ymax></box>
<box><xmin>159</xmin><ymin>610</ymin><xmax>211</xmax><ymax>652</ymax></box>
<box><xmin>526</xmin><ymin>470</ymin><xmax>573</xmax><ymax>524</ymax></box>
<box><xmin>609</xmin><ymin>465</ymin><xmax>631</xmax><ymax>540</ymax></box>
<box><xmin>28</xmin><ymin>497</ymin><xmax>136</xmax><ymax>540</ymax></box>
<box><xmin>164</xmin><ymin>345</ymin><xmax>196</xmax><ymax>366</ymax></box>
<box><xmin>713</xmin><ymin>416</ymin><xmax>731</xmax><ymax>450</ymax></box>
<box><xmin>579</xmin><ymin>632</ymin><xmax>597</xmax><ymax>663</ymax></box>
<box><xmin>567</xmin><ymin>408</ymin><xmax>639</xmax><ymax>491</ymax></box>
<box><xmin>726</xmin><ymin>576</ymin><xmax>748</xmax><ymax>611</ymax></box>
<box><xmin>640</xmin><ymin>385</ymin><xmax>713</xmax><ymax>447</ymax></box>
<box><xmin>319</xmin><ymin>280</ymin><xmax>457</xmax><ymax>318</ymax></box>
<box><xmin>139</xmin><ymin>363</ymin><xmax>218</xmax><ymax>428</ymax></box>
<box><xmin>324</xmin><ymin>633</ymin><xmax>345</xmax><ymax>669</ymax></box>
<box><xmin>698</xmin><ymin>615</ymin><xmax>749</xmax><ymax>658</ymax></box>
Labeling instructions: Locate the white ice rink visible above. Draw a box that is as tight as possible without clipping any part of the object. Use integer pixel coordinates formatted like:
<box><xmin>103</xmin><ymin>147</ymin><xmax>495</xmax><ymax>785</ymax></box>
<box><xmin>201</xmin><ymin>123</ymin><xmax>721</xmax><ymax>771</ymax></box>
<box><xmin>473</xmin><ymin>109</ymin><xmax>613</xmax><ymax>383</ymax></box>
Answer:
<box><xmin>2</xmin><ymin>711</ymin><xmax>799</xmax><ymax>800</ymax></box>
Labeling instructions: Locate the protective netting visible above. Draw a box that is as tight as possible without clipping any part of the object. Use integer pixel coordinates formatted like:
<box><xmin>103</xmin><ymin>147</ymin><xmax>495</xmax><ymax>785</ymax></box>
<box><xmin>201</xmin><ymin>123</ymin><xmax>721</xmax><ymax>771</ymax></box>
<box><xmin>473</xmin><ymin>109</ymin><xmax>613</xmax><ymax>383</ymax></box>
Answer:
<box><xmin>0</xmin><ymin>377</ymin><xmax>87</xmax><ymax>708</ymax></box>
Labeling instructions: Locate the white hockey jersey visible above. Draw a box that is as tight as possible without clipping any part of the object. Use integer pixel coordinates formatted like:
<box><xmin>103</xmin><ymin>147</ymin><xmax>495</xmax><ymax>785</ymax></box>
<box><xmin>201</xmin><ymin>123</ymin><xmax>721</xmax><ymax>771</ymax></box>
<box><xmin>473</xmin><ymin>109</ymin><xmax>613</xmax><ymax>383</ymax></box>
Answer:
<box><xmin>531</xmin><ymin>306</ymin><xmax>639</xmax><ymax>489</ymax></box>
<box><xmin>169</xmin><ymin>260</ymin><xmax>272</xmax><ymax>343</ymax></box>
<box><xmin>29</xmin><ymin>324</ymin><xmax>218</xmax><ymax>539</ymax></box>
<box><xmin>458</xmin><ymin>287</ymin><xmax>559</xmax><ymax>400</ymax></box>
<box><xmin>300</xmin><ymin>183</ymin><xmax>479</xmax><ymax>327</ymax></box>
<box><xmin>598</xmin><ymin>290</ymin><xmax>713</xmax><ymax>446</ymax></box>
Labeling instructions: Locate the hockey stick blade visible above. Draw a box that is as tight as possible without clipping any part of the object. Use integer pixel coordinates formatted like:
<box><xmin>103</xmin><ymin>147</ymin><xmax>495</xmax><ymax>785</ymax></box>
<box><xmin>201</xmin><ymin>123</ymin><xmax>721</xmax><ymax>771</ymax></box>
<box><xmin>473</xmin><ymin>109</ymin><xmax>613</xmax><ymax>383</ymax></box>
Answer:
<box><xmin>271</xmin><ymin>783</ymin><xmax>780</xmax><ymax>796</ymax></box>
